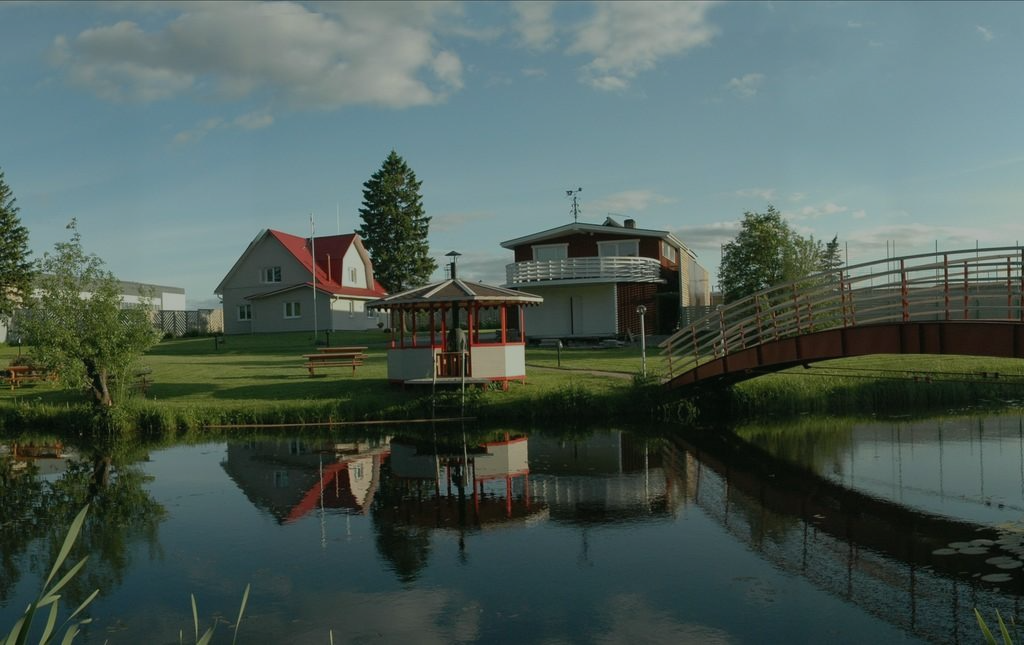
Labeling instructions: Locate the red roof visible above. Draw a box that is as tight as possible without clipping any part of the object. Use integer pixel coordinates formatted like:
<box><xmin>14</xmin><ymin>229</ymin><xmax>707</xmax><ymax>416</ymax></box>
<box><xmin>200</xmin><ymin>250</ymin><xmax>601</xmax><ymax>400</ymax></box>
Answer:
<box><xmin>268</xmin><ymin>229</ymin><xmax>387</xmax><ymax>298</ymax></box>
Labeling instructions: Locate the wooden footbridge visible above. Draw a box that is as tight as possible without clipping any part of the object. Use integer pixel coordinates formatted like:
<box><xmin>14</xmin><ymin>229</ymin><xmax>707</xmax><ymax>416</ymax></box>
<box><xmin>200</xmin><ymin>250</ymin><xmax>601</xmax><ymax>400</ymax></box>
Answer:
<box><xmin>660</xmin><ymin>246</ymin><xmax>1024</xmax><ymax>390</ymax></box>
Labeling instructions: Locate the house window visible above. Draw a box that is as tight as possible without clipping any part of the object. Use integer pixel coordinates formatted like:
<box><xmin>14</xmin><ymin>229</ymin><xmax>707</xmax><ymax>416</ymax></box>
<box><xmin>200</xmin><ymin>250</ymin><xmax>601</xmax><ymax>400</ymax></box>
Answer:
<box><xmin>662</xmin><ymin>241</ymin><xmax>677</xmax><ymax>263</ymax></box>
<box><xmin>349</xmin><ymin>267</ymin><xmax>358</xmax><ymax>284</ymax></box>
<box><xmin>348</xmin><ymin>300</ymin><xmax>355</xmax><ymax>318</ymax></box>
<box><xmin>284</xmin><ymin>302</ymin><xmax>301</xmax><ymax>318</ymax></box>
<box><xmin>237</xmin><ymin>304</ymin><xmax>252</xmax><ymax>321</ymax></box>
<box><xmin>262</xmin><ymin>266</ymin><xmax>282</xmax><ymax>283</ymax></box>
<box><xmin>597</xmin><ymin>240</ymin><xmax>639</xmax><ymax>257</ymax></box>
<box><xmin>533</xmin><ymin>244</ymin><xmax>568</xmax><ymax>261</ymax></box>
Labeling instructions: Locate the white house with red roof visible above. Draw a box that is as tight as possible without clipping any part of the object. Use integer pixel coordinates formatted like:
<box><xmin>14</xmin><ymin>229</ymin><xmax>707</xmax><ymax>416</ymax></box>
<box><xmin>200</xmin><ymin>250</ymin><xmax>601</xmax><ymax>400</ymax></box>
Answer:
<box><xmin>215</xmin><ymin>229</ymin><xmax>387</xmax><ymax>334</ymax></box>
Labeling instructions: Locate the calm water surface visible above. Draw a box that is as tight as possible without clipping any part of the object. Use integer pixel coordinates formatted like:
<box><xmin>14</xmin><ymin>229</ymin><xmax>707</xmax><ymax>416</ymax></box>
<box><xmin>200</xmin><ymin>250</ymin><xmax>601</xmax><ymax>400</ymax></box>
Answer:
<box><xmin>4</xmin><ymin>413</ymin><xmax>1024</xmax><ymax>643</ymax></box>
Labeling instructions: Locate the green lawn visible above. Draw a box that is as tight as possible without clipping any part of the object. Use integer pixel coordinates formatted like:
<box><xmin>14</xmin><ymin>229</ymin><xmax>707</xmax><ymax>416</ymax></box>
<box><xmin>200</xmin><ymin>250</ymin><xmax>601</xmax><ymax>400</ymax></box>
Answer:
<box><xmin>0</xmin><ymin>331</ymin><xmax>638</xmax><ymax>415</ymax></box>
<box><xmin>2</xmin><ymin>331</ymin><xmax>1022</xmax><ymax>430</ymax></box>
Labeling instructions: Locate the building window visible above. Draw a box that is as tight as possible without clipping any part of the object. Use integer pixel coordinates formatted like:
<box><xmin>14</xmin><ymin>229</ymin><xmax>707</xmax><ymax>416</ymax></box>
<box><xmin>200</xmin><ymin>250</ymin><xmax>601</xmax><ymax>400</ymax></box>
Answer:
<box><xmin>533</xmin><ymin>244</ymin><xmax>568</xmax><ymax>261</ymax></box>
<box><xmin>349</xmin><ymin>267</ymin><xmax>358</xmax><ymax>284</ymax></box>
<box><xmin>597</xmin><ymin>240</ymin><xmax>639</xmax><ymax>257</ymax></box>
<box><xmin>348</xmin><ymin>300</ymin><xmax>355</xmax><ymax>318</ymax></box>
<box><xmin>262</xmin><ymin>266</ymin><xmax>282</xmax><ymax>283</ymax></box>
<box><xmin>237</xmin><ymin>304</ymin><xmax>252</xmax><ymax>321</ymax></box>
<box><xmin>284</xmin><ymin>302</ymin><xmax>301</xmax><ymax>318</ymax></box>
<box><xmin>662</xmin><ymin>241</ymin><xmax>677</xmax><ymax>263</ymax></box>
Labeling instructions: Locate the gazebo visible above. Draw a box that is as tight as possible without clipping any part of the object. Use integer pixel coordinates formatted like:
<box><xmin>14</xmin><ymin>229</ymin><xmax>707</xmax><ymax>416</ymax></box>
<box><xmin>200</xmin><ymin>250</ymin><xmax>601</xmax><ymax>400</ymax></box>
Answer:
<box><xmin>367</xmin><ymin>269</ymin><xmax>542</xmax><ymax>388</ymax></box>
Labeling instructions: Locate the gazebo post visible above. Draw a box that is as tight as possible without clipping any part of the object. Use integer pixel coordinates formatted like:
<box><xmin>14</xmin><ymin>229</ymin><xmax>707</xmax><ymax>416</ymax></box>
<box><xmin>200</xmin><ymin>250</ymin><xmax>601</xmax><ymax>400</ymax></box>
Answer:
<box><xmin>500</xmin><ymin>304</ymin><xmax>508</xmax><ymax>343</ymax></box>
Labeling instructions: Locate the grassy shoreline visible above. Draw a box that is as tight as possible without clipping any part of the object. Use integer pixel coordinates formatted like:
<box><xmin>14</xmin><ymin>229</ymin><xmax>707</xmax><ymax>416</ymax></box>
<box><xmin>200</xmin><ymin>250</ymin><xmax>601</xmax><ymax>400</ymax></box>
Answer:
<box><xmin>3</xmin><ymin>330</ymin><xmax>1024</xmax><ymax>435</ymax></box>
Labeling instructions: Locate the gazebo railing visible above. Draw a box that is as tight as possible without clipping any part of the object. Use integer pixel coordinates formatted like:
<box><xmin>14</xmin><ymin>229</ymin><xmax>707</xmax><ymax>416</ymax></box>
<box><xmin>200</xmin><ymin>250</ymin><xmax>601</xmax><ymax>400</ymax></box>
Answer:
<box><xmin>660</xmin><ymin>246</ymin><xmax>1024</xmax><ymax>379</ymax></box>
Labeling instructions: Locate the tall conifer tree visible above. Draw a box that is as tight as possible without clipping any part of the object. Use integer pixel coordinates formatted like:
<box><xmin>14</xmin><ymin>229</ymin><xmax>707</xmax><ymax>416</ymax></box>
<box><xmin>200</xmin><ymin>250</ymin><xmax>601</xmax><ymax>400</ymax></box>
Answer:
<box><xmin>0</xmin><ymin>168</ymin><xmax>34</xmax><ymax>326</ymax></box>
<box><xmin>357</xmin><ymin>151</ymin><xmax>436</xmax><ymax>292</ymax></box>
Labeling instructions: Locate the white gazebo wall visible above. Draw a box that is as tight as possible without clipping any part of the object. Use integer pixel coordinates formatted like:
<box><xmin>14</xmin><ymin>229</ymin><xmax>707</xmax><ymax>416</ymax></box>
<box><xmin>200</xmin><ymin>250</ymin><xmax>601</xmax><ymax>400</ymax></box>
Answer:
<box><xmin>385</xmin><ymin>344</ymin><xmax>526</xmax><ymax>382</ymax></box>
<box><xmin>471</xmin><ymin>345</ymin><xmax>526</xmax><ymax>380</ymax></box>
<box><xmin>386</xmin><ymin>346</ymin><xmax>437</xmax><ymax>381</ymax></box>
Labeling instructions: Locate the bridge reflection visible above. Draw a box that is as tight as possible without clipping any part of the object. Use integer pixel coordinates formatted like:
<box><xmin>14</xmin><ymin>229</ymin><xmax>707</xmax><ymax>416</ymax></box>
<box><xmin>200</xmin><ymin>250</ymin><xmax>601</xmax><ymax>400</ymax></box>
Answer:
<box><xmin>667</xmin><ymin>423</ymin><xmax>1024</xmax><ymax>643</ymax></box>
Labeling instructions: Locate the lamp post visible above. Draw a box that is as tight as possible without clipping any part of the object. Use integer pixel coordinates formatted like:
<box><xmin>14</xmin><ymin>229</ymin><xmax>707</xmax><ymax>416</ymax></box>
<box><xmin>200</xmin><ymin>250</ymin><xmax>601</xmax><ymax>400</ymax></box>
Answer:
<box><xmin>636</xmin><ymin>304</ymin><xmax>647</xmax><ymax>378</ymax></box>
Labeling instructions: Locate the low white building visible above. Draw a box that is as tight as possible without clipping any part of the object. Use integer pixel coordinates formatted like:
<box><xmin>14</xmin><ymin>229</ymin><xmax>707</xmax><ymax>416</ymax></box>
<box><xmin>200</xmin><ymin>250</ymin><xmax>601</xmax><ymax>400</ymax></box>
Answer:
<box><xmin>1</xmin><ymin>279</ymin><xmax>187</xmax><ymax>344</ymax></box>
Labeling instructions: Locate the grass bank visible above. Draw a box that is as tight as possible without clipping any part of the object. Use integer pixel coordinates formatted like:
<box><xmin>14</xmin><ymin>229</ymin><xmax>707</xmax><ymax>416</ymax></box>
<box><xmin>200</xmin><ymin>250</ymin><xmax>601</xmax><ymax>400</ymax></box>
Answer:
<box><xmin>2</xmin><ymin>330</ymin><xmax>1024</xmax><ymax>434</ymax></box>
<box><xmin>0</xmin><ymin>331</ymin><xmax>649</xmax><ymax>434</ymax></box>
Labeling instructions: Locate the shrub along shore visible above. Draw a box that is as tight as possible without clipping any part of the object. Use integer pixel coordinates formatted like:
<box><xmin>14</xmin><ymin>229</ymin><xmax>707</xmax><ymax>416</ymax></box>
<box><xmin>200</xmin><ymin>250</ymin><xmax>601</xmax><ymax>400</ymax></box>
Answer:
<box><xmin>2</xmin><ymin>330</ymin><xmax>1024</xmax><ymax>437</ymax></box>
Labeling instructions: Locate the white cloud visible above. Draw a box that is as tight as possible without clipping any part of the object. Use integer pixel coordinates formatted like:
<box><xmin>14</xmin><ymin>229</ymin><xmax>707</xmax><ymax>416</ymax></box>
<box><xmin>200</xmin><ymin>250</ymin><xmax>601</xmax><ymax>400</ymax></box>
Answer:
<box><xmin>669</xmin><ymin>221</ymin><xmax>740</xmax><ymax>251</ymax></box>
<box><xmin>977</xmin><ymin>25</ymin><xmax>994</xmax><ymax>42</ymax></box>
<box><xmin>173</xmin><ymin>109</ymin><xmax>274</xmax><ymax>143</ymax></box>
<box><xmin>51</xmin><ymin>2</ymin><xmax>465</xmax><ymax>110</ymax></box>
<box><xmin>726</xmin><ymin>72</ymin><xmax>764</xmax><ymax>99</ymax></box>
<box><xmin>736</xmin><ymin>187</ymin><xmax>776</xmax><ymax>201</ymax></box>
<box><xmin>596</xmin><ymin>594</ymin><xmax>732</xmax><ymax>645</ymax></box>
<box><xmin>430</xmin><ymin>211</ymin><xmax>495</xmax><ymax>233</ymax></box>
<box><xmin>590</xmin><ymin>189</ymin><xmax>675</xmax><ymax>214</ymax></box>
<box><xmin>234</xmin><ymin>111</ymin><xmax>274</xmax><ymax>130</ymax></box>
<box><xmin>513</xmin><ymin>1</ymin><xmax>556</xmax><ymax>51</ymax></box>
<box><xmin>851</xmin><ymin>209</ymin><xmax>866</xmax><ymax>219</ymax></box>
<box><xmin>848</xmin><ymin>20</ymin><xmax>863</xmax><ymax>29</ymax></box>
<box><xmin>173</xmin><ymin>117</ymin><xmax>223</xmax><ymax>145</ymax></box>
<box><xmin>568</xmin><ymin>1</ymin><xmax>719</xmax><ymax>91</ymax></box>
<box><xmin>792</xmin><ymin>202</ymin><xmax>848</xmax><ymax>220</ymax></box>
<box><xmin>521</xmin><ymin>68</ymin><xmax>547</xmax><ymax>78</ymax></box>
<box><xmin>842</xmin><ymin>223</ymin><xmax>992</xmax><ymax>262</ymax></box>
<box><xmin>788</xmin><ymin>192</ymin><xmax>807</xmax><ymax>202</ymax></box>
<box><xmin>431</xmin><ymin>51</ymin><xmax>464</xmax><ymax>90</ymax></box>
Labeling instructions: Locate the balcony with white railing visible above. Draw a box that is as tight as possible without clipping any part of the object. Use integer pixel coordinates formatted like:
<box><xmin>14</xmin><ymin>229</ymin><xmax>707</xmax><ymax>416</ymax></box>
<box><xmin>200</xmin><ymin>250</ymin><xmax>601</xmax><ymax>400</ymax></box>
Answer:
<box><xmin>505</xmin><ymin>256</ymin><xmax>665</xmax><ymax>286</ymax></box>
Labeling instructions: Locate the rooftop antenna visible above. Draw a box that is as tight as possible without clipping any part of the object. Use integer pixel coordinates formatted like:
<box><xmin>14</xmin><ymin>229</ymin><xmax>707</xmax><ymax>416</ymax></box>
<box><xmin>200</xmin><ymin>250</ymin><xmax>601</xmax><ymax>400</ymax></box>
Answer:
<box><xmin>566</xmin><ymin>187</ymin><xmax>582</xmax><ymax>223</ymax></box>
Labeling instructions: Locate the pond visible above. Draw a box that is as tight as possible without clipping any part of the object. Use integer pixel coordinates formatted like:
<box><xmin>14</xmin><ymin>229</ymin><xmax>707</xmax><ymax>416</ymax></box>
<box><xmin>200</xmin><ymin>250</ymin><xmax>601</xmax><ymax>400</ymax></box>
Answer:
<box><xmin>3</xmin><ymin>412</ymin><xmax>1024</xmax><ymax>644</ymax></box>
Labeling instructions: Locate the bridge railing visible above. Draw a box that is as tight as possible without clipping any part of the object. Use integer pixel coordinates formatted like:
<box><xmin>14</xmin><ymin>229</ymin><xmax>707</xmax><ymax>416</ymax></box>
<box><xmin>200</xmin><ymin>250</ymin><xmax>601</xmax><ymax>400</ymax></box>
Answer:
<box><xmin>660</xmin><ymin>246</ymin><xmax>1024</xmax><ymax>379</ymax></box>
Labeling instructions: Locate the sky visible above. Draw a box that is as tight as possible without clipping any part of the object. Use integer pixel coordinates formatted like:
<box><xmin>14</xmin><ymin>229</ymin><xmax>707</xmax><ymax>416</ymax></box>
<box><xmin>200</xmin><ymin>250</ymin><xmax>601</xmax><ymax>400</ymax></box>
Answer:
<box><xmin>2</xmin><ymin>1</ymin><xmax>1024</xmax><ymax>309</ymax></box>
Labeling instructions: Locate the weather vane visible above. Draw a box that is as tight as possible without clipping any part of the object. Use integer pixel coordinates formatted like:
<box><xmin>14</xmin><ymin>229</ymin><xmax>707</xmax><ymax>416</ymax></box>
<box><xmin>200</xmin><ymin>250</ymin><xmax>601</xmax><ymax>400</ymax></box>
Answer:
<box><xmin>566</xmin><ymin>187</ymin><xmax>582</xmax><ymax>223</ymax></box>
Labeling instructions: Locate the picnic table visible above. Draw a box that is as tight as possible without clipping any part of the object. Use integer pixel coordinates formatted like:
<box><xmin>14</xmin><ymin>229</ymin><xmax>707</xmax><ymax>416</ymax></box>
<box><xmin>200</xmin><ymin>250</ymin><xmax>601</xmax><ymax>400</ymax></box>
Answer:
<box><xmin>302</xmin><ymin>347</ymin><xmax>368</xmax><ymax>377</ymax></box>
<box><xmin>3</xmin><ymin>365</ymin><xmax>57</xmax><ymax>390</ymax></box>
<box><xmin>315</xmin><ymin>346</ymin><xmax>368</xmax><ymax>354</ymax></box>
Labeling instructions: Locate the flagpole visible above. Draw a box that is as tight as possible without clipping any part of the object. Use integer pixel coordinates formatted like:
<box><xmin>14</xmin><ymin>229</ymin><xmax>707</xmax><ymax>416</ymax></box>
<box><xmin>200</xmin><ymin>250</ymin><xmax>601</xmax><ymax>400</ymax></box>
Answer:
<box><xmin>311</xmin><ymin>213</ymin><xmax>318</xmax><ymax>342</ymax></box>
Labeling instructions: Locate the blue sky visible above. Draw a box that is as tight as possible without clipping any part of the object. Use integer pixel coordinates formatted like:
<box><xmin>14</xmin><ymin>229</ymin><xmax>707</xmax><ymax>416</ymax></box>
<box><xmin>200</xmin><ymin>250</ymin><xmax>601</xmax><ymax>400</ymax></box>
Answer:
<box><xmin>3</xmin><ymin>1</ymin><xmax>1023</xmax><ymax>308</ymax></box>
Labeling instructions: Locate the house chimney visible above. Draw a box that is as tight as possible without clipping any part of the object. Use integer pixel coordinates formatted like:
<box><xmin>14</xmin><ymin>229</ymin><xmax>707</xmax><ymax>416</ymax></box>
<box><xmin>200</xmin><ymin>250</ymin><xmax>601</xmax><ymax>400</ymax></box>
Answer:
<box><xmin>624</xmin><ymin>219</ymin><xmax>636</xmax><ymax>229</ymax></box>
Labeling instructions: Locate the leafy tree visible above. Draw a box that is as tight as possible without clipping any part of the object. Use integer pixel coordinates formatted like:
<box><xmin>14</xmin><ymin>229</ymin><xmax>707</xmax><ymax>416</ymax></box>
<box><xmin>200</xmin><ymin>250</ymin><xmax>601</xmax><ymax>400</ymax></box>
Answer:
<box><xmin>20</xmin><ymin>220</ymin><xmax>160</xmax><ymax>406</ymax></box>
<box><xmin>719</xmin><ymin>205</ymin><xmax>837</xmax><ymax>303</ymax></box>
<box><xmin>819</xmin><ymin>235</ymin><xmax>843</xmax><ymax>273</ymax></box>
<box><xmin>357</xmin><ymin>151</ymin><xmax>437</xmax><ymax>292</ymax></box>
<box><xmin>0</xmin><ymin>168</ymin><xmax>34</xmax><ymax>327</ymax></box>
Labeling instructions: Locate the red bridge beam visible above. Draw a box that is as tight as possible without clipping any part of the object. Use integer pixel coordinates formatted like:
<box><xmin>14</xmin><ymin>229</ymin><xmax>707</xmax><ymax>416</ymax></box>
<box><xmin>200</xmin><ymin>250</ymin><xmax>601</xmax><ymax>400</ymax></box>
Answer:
<box><xmin>666</xmin><ymin>321</ymin><xmax>1024</xmax><ymax>390</ymax></box>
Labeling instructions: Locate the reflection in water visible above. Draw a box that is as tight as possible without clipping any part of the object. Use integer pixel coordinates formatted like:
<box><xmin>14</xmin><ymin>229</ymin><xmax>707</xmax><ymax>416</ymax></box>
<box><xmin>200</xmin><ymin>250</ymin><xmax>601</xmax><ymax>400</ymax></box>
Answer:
<box><xmin>705</xmin><ymin>413</ymin><xmax>1024</xmax><ymax>642</ymax></box>
<box><xmin>221</xmin><ymin>436</ymin><xmax>390</xmax><ymax>524</ymax></box>
<box><xmin>7</xmin><ymin>414</ymin><xmax>1024</xmax><ymax>643</ymax></box>
<box><xmin>0</xmin><ymin>440</ymin><xmax>166</xmax><ymax>621</ymax></box>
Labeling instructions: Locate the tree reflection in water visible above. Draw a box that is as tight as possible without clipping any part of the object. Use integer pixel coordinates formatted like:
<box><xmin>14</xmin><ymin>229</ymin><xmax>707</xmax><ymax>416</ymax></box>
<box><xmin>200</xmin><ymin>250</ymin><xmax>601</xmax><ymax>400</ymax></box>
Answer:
<box><xmin>0</xmin><ymin>439</ymin><xmax>165</xmax><ymax>611</ymax></box>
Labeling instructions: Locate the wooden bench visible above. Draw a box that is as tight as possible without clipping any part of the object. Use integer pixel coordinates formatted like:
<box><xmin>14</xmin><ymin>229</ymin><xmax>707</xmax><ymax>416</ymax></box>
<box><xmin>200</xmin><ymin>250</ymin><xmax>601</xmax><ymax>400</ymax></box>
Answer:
<box><xmin>3</xmin><ymin>365</ymin><xmax>57</xmax><ymax>391</ymax></box>
<box><xmin>302</xmin><ymin>351</ymin><xmax>368</xmax><ymax>377</ymax></box>
<box><xmin>106</xmin><ymin>367</ymin><xmax>153</xmax><ymax>394</ymax></box>
<box><xmin>315</xmin><ymin>345</ymin><xmax>368</xmax><ymax>354</ymax></box>
<box><xmin>131</xmin><ymin>367</ymin><xmax>153</xmax><ymax>393</ymax></box>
